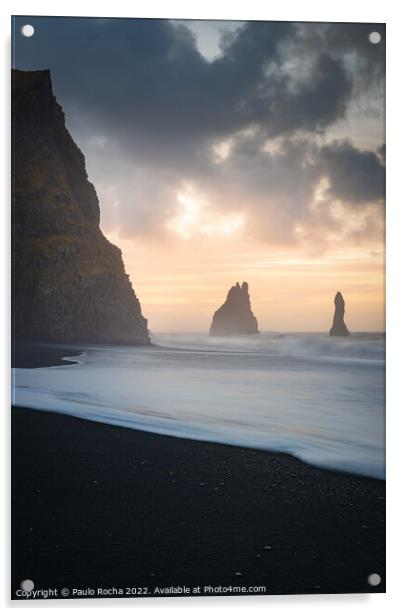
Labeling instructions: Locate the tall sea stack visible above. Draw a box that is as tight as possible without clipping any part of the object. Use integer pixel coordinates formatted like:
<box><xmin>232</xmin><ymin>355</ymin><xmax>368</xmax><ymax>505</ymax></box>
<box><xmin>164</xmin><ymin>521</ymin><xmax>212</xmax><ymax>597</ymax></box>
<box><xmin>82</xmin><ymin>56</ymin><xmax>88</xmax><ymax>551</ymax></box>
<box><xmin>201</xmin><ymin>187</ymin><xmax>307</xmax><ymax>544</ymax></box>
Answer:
<box><xmin>329</xmin><ymin>292</ymin><xmax>350</xmax><ymax>337</ymax></box>
<box><xmin>12</xmin><ymin>69</ymin><xmax>150</xmax><ymax>344</ymax></box>
<box><xmin>210</xmin><ymin>282</ymin><xmax>259</xmax><ymax>336</ymax></box>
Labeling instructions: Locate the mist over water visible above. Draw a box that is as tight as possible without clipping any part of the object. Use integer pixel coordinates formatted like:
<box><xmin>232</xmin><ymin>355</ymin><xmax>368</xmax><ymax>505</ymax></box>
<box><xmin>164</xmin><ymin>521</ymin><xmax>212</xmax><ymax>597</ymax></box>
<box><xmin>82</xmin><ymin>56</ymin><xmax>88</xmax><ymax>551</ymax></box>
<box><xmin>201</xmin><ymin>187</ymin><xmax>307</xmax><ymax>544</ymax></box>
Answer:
<box><xmin>13</xmin><ymin>332</ymin><xmax>385</xmax><ymax>479</ymax></box>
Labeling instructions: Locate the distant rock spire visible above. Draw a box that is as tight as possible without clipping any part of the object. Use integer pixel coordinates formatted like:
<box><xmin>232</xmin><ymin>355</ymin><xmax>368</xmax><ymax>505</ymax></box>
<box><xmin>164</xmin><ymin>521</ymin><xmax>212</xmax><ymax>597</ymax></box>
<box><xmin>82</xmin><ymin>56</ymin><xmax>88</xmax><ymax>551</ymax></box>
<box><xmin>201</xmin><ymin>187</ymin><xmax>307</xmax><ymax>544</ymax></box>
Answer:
<box><xmin>329</xmin><ymin>292</ymin><xmax>350</xmax><ymax>337</ymax></box>
<box><xmin>209</xmin><ymin>281</ymin><xmax>259</xmax><ymax>336</ymax></box>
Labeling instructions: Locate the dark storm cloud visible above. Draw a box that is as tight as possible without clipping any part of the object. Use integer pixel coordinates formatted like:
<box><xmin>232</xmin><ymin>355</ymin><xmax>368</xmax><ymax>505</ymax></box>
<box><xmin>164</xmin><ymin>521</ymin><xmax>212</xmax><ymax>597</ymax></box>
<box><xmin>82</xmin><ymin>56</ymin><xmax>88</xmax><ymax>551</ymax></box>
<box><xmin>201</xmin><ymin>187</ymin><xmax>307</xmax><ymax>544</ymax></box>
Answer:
<box><xmin>320</xmin><ymin>141</ymin><xmax>385</xmax><ymax>204</ymax></box>
<box><xmin>13</xmin><ymin>16</ymin><xmax>385</xmax><ymax>246</ymax></box>
<box><xmin>13</xmin><ymin>17</ymin><xmax>353</xmax><ymax>145</ymax></box>
<box><xmin>292</xmin><ymin>22</ymin><xmax>385</xmax><ymax>90</ymax></box>
<box><xmin>264</xmin><ymin>53</ymin><xmax>352</xmax><ymax>137</ymax></box>
<box><xmin>323</xmin><ymin>22</ymin><xmax>385</xmax><ymax>67</ymax></box>
<box><xmin>377</xmin><ymin>143</ymin><xmax>386</xmax><ymax>165</ymax></box>
<box><xmin>198</xmin><ymin>134</ymin><xmax>384</xmax><ymax>247</ymax></box>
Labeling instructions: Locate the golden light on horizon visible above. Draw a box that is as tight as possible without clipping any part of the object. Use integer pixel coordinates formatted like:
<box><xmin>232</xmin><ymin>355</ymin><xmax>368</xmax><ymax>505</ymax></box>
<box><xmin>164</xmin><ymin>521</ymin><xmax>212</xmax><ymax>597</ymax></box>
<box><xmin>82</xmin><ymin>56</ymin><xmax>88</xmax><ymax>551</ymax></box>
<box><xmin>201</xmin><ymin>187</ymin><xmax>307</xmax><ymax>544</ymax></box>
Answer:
<box><xmin>104</xmin><ymin>226</ymin><xmax>384</xmax><ymax>334</ymax></box>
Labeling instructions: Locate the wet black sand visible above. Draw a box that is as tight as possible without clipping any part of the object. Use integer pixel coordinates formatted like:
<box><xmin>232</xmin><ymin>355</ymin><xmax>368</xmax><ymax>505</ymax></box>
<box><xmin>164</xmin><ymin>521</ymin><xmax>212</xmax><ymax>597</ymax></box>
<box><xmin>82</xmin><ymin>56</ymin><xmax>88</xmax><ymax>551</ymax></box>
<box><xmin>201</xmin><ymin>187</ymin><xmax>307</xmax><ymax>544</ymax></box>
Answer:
<box><xmin>12</xmin><ymin>404</ymin><xmax>385</xmax><ymax>599</ymax></box>
<box><xmin>12</xmin><ymin>341</ymin><xmax>82</xmax><ymax>368</ymax></box>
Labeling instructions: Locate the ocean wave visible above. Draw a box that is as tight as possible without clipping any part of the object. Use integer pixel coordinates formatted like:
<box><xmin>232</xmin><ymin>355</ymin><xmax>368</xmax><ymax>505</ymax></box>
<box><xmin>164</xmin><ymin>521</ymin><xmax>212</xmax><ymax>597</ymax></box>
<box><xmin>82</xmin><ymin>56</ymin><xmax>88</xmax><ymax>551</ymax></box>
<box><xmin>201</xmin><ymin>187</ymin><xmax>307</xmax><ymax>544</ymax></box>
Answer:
<box><xmin>152</xmin><ymin>332</ymin><xmax>385</xmax><ymax>364</ymax></box>
<box><xmin>13</xmin><ymin>332</ymin><xmax>385</xmax><ymax>480</ymax></box>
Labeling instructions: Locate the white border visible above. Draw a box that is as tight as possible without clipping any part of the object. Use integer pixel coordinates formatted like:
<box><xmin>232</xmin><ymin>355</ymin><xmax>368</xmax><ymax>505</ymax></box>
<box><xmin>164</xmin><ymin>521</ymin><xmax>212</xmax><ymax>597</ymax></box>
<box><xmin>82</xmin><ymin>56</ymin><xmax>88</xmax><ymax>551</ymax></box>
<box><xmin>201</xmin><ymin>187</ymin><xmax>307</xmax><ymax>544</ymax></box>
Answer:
<box><xmin>2</xmin><ymin>1</ymin><xmax>401</xmax><ymax>613</ymax></box>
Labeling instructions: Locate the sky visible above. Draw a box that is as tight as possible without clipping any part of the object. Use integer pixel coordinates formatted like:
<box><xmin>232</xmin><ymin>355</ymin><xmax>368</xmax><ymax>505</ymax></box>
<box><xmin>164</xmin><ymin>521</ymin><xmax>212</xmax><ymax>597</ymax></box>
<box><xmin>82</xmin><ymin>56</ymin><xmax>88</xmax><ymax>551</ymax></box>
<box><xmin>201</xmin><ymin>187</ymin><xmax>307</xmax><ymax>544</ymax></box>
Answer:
<box><xmin>12</xmin><ymin>16</ymin><xmax>385</xmax><ymax>332</ymax></box>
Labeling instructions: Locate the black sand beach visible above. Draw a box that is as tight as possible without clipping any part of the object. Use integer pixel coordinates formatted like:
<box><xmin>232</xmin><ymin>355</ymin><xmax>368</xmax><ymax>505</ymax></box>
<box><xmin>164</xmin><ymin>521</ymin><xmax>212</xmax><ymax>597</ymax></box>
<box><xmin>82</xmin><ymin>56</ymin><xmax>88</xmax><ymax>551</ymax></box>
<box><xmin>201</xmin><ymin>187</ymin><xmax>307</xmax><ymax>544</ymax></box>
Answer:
<box><xmin>12</xmin><ymin>341</ymin><xmax>82</xmax><ymax>368</ymax></box>
<box><xmin>12</xmin><ymin>403</ymin><xmax>385</xmax><ymax>598</ymax></box>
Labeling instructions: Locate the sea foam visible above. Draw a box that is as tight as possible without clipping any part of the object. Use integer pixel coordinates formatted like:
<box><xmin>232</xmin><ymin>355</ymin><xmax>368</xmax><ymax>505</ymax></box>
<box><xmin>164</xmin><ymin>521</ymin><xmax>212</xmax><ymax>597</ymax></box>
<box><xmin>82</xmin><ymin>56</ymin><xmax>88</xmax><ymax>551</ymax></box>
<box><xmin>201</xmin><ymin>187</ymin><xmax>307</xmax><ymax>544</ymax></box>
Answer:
<box><xmin>13</xmin><ymin>332</ymin><xmax>385</xmax><ymax>479</ymax></box>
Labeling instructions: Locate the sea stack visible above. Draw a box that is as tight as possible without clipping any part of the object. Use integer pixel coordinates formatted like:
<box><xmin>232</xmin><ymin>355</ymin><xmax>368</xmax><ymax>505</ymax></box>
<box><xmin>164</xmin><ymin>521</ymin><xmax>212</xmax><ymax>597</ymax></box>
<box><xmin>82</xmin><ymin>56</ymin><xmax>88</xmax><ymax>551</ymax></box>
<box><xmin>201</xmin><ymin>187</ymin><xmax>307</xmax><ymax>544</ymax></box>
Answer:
<box><xmin>329</xmin><ymin>292</ymin><xmax>350</xmax><ymax>337</ymax></box>
<box><xmin>210</xmin><ymin>282</ymin><xmax>259</xmax><ymax>336</ymax></box>
<box><xmin>12</xmin><ymin>69</ymin><xmax>150</xmax><ymax>344</ymax></box>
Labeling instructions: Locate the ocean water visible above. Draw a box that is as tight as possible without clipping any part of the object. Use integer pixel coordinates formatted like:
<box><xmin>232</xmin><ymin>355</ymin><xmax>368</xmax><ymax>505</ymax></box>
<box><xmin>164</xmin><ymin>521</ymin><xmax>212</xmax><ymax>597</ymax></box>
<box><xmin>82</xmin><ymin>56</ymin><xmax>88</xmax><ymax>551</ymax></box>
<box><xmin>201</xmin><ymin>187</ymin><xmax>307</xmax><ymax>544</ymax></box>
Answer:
<box><xmin>13</xmin><ymin>332</ymin><xmax>385</xmax><ymax>479</ymax></box>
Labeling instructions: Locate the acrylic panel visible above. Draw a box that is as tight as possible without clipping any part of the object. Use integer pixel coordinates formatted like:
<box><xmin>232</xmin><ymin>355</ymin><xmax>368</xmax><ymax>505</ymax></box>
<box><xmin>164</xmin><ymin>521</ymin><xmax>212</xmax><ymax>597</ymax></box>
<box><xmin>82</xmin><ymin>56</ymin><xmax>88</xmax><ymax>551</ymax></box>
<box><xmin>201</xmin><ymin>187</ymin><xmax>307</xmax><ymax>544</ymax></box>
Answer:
<box><xmin>11</xmin><ymin>16</ymin><xmax>385</xmax><ymax>600</ymax></box>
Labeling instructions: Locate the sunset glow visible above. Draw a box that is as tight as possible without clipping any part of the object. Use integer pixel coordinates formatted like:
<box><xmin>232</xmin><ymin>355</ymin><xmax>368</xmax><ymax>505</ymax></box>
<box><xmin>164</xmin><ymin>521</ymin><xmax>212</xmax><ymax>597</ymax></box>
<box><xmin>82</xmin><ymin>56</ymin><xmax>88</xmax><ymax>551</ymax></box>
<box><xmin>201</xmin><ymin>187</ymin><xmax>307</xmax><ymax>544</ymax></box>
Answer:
<box><xmin>105</xmin><ymin>229</ymin><xmax>384</xmax><ymax>333</ymax></box>
<box><xmin>15</xmin><ymin>17</ymin><xmax>385</xmax><ymax>333</ymax></box>
<box><xmin>167</xmin><ymin>190</ymin><xmax>245</xmax><ymax>239</ymax></box>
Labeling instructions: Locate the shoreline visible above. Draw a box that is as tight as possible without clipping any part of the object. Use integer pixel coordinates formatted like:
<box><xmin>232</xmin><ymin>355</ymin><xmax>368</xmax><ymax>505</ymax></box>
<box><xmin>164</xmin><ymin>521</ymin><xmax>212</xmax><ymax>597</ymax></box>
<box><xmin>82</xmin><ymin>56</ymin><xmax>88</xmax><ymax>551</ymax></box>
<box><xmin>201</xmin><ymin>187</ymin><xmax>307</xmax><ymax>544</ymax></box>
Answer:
<box><xmin>12</xmin><ymin>405</ymin><xmax>385</xmax><ymax>597</ymax></box>
<box><xmin>12</xmin><ymin>340</ymin><xmax>155</xmax><ymax>369</ymax></box>
<box><xmin>12</xmin><ymin>339</ymin><xmax>385</xmax><ymax>482</ymax></box>
<box><xmin>12</xmin><ymin>341</ymin><xmax>83</xmax><ymax>368</ymax></box>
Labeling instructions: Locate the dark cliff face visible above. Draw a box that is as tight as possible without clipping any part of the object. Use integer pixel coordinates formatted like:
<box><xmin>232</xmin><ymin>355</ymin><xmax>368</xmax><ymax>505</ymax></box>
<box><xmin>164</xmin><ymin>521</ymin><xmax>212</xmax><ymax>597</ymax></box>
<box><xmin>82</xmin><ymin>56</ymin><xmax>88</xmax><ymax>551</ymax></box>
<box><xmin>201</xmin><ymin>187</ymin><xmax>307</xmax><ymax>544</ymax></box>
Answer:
<box><xmin>210</xmin><ymin>282</ymin><xmax>259</xmax><ymax>336</ymax></box>
<box><xmin>329</xmin><ymin>291</ymin><xmax>350</xmax><ymax>337</ymax></box>
<box><xmin>12</xmin><ymin>69</ymin><xmax>150</xmax><ymax>345</ymax></box>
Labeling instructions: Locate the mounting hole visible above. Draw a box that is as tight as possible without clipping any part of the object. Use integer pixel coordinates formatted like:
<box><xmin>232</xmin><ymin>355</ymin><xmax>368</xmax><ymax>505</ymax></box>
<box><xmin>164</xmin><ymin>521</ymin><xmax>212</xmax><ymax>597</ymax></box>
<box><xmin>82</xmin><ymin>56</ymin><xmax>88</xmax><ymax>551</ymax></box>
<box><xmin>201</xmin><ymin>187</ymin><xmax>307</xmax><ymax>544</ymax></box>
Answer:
<box><xmin>21</xmin><ymin>24</ymin><xmax>35</xmax><ymax>38</ymax></box>
<box><xmin>367</xmin><ymin>573</ymin><xmax>381</xmax><ymax>586</ymax></box>
<box><xmin>369</xmin><ymin>31</ymin><xmax>381</xmax><ymax>45</ymax></box>
<box><xmin>20</xmin><ymin>579</ymin><xmax>35</xmax><ymax>592</ymax></box>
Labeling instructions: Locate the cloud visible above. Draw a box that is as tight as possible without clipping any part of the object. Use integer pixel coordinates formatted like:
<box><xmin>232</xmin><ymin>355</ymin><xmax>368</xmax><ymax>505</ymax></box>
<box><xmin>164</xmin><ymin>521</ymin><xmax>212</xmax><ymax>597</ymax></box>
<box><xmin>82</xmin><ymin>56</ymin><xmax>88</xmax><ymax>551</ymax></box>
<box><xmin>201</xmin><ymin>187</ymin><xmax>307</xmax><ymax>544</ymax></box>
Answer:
<box><xmin>191</xmin><ymin>134</ymin><xmax>385</xmax><ymax>249</ymax></box>
<box><xmin>319</xmin><ymin>140</ymin><xmax>385</xmax><ymax>204</ymax></box>
<box><xmin>13</xmin><ymin>16</ymin><xmax>385</xmax><ymax>251</ymax></box>
<box><xmin>13</xmin><ymin>18</ymin><xmax>355</xmax><ymax>146</ymax></box>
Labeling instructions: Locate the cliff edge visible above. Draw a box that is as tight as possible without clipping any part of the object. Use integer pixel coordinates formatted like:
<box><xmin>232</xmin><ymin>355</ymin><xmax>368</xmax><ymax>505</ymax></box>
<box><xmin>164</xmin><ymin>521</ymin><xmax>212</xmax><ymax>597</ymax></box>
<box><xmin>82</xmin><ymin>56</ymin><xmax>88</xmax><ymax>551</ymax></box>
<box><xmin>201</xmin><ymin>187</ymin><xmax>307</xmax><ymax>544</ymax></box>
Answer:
<box><xmin>12</xmin><ymin>69</ymin><xmax>150</xmax><ymax>344</ymax></box>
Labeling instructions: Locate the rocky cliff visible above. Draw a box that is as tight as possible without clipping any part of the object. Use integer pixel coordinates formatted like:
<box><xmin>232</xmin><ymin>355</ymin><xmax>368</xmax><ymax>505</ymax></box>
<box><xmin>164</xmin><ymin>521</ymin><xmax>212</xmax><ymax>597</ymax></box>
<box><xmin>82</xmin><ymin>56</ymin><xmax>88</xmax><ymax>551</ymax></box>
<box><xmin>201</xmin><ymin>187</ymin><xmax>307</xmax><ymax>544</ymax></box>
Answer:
<box><xmin>12</xmin><ymin>69</ymin><xmax>150</xmax><ymax>344</ymax></box>
<box><xmin>210</xmin><ymin>282</ymin><xmax>259</xmax><ymax>336</ymax></box>
<box><xmin>329</xmin><ymin>292</ymin><xmax>350</xmax><ymax>337</ymax></box>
